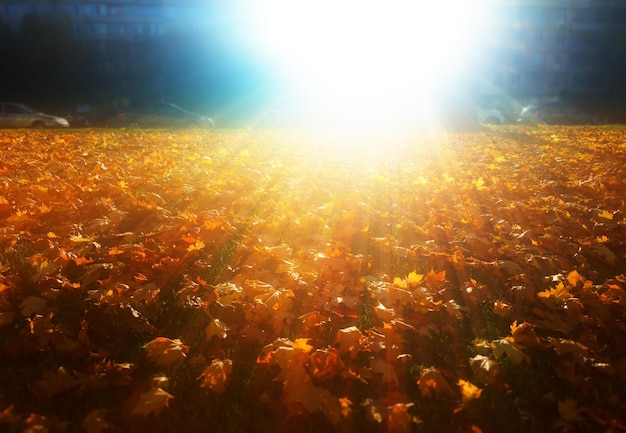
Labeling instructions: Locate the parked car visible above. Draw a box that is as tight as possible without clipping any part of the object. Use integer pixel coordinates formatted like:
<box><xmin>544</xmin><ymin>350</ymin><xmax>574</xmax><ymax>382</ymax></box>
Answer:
<box><xmin>106</xmin><ymin>102</ymin><xmax>215</xmax><ymax>129</ymax></box>
<box><xmin>517</xmin><ymin>101</ymin><xmax>596</xmax><ymax>125</ymax></box>
<box><xmin>0</xmin><ymin>103</ymin><xmax>69</xmax><ymax>129</ymax></box>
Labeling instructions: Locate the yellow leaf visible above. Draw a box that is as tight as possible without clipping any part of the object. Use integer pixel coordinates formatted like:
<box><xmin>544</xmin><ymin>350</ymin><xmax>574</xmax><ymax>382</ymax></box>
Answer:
<box><xmin>406</xmin><ymin>271</ymin><xmax>423</xmax><ymax>287</ymax></box>
<box><xmin>393</xmin><ymin>277</ymin><xmax>407</xmax><ymax>289</ymax></box>
<box><xmin>537</xmin><ymin>282</ymin><xmax>570</xmax><ymax>301</ymax></box>
<box><xmin>566</xmin><ymin>270</ymin><xmax>585</xmax><ymax>287</ymax></box>
<box><xmin>293</xmin><ymin>337</ymin><xmax>313</xmax><ymax>353</ymax></box>
<box><xmin>187</xmin><ymin>240</ymin><xmax>205</xmax><ymax>252</ymax></box>
<box><xmin>473</xmin><ymin>176</ymin><xmax>487</xmax><ymax>190</ymax></box>
<box><xmin>458</xmin><ymin>379</ymin><xmax>483</xmax><ymax>403</ymax></box>
<box><xmin>70</xmin><ymin>234</ymin><xmax>95</xmax><ymax>243</ymax></box>
<box><xmin>597</xmin><ymin>209</ymin><xmax>613</xmax><ymax>220</ymax></box>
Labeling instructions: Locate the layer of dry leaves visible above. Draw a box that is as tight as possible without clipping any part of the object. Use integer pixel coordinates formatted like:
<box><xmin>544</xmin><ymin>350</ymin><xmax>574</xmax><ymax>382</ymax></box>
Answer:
<box><xmin>0</xmin><ymin>126</ymin><xmax>625</xmax><ymax>432</ymax></box>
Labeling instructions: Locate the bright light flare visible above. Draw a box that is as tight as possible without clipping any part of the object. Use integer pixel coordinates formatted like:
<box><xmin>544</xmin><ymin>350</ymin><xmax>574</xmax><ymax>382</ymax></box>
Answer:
<box><xmin>234</xmin><ymin>1</ymin><xmax>492</xmax><ymax>130</ymax></box>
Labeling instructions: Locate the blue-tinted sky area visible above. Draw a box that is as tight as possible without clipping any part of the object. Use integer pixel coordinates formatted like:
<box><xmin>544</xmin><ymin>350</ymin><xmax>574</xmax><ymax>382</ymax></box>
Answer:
<box><xmin>201</xmin><ymin>0</ymin><xmax>626</xmax><ymax>125</ymax></box>
<box><xmin>1</xmin><ymin>0</ymin><xmax>625</xmax><ymax>125</ymax></box>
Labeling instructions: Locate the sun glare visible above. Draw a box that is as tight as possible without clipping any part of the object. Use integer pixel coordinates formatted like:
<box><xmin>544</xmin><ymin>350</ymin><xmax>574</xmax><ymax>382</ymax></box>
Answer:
<box><xmin>235</xmin><ymin>1</ymin><xmax>491</xmax><ymax>130</ymax></box>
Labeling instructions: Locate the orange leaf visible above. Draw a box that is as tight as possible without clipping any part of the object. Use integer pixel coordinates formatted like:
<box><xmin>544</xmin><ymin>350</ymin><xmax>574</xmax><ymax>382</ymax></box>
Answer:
<box><xmin>335</xmin><ymin>326</ymin><xmax>363</xmax><ymax>355</ymax></box>
<box><xmin>205</xmin><ymin>319</ymin><xmax>229</xmax><ymax>340</ymax></box>
<box><xmin>132</xmin><ymin>387</ymin><xmax>173</xmax><ymax>416</ymax></box>
<box><xmin>144</xmin><ymin>337</ymin><xmax>188</xmax><ymax>367</ymax></box>
<box><xmin>417</xmin><ymin>367</ymin><xmax>455</xmax><ymax>399</ymax></box>
<box><xmin>198</xmin><ymin>359</ymin><xmax>233</xmax><ymax>393</ymax></box>
<box><xmin>424</xmin><ymin>269</ymin><xmax>446</xmax><ymax>289</ymax></box>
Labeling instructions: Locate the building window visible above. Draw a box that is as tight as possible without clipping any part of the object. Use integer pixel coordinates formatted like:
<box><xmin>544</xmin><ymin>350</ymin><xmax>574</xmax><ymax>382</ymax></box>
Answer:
<box><xmin>83</xmin><ymin>4</ymin><xmax>97</xmax><ymax>15</ymax></box>
<box><xmin>60</xmin><ymin>4</ymin><xmax>79</xmax><ymax>16</ymax></box>
<box><xmin>554</xmin><ymin>54</ymin><xmax>564</xmax><ymax>69</ymax></box>
<box><xmin>530</xmin><ymin>53</ymin><xmax>543</xmax><ymax>70</ymax></box>
<box><xmin>94</xmin><ymin>22</ymin><xmax>107</xmax><ymax>35</ymax></box>
<box><xmin>555</xmin><ymin>32</ymin><xmax>564</xmax><ymax>46</ymax></box>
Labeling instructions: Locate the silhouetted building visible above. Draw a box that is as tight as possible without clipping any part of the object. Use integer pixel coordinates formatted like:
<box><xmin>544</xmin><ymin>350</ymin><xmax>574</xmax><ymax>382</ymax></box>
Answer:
<box><xmin>483</xmin><ymin>0</ymin><xmax>626</xmax><ymax>117</ymax></box>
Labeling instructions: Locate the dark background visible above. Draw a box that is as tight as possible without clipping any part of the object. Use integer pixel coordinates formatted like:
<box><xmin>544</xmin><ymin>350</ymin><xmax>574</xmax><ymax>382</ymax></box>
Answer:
<box><xmin>1</xmin><ymin>0</ymin><xmax>626</xmax><ymax>125</ymax></box>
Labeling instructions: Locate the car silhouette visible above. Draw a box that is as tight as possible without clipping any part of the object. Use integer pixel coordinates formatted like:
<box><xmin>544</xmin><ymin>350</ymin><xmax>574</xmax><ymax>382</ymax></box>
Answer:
<box><xmin>517</xmin><ymin>101</ymin><xmax>596</xmax><ymax>125</ymax></box>
<box><xmin>0</xmin><ymin>103</ymin><xmax>69</xmax><ymax>129</ymax></box>
<box><xmin>106</xmin><ymin>102</ymin><xmax>215</xmax><ymax>129</ymax></box>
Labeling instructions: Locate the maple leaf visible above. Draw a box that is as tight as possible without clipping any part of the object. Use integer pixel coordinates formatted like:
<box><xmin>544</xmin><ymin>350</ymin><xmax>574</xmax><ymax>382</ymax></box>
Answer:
<box><xmin>406</xmin><ymin>271</ymin><xmax>423</xmax><ymax>288</ymax></box>
<box><xmin>35</xmin><ymin>367</ymin><xmax>81</xmax><ymax>396</ymax></box>
<box><xmin>473</xmin><ymin>176</ymin><xmax>488</xmax><ymax>190</ymax></box>
<box><xmin>82</xmin><ymin>409</ymin><xmax>114</xmax><ymax>433</ymax></box>
<box><xmin>424</xmin><ymin>269</ymin><xmax>446</xmax><ymax>289</ymax></box>
<box><xmin>293</xmin><ymin>337</ymin><xmax>314</xmax><ymax>352</ymax></box>
<box><xmin>458</xmin><ymin>379</ymin><xmax>482</xmax><ymax>404</ymax></box>
<box><xmin>388</xmin><ymin>403</ymin><xmax>417</xmax><ymax>433</ymax></box>
<box><xmin>20</xmin><ymin>296</ymin><xmax>48</xmax><ymax>317</ymax></box>
<box><xmin>558</xmin><ymin>399</ymin><xmax>584</xmax><ymax>422</ymax></box>
<box><xmin>335</xmin><ymin>326</ymin><xmax>363</xmax><ymax>355</ymax></box>
<box><xmin>537</xmin><ymin>282</ymin><xmax>571</xmax><ymax>301</ymax></box>
<box><xmin>370</xmin><ymin>358</ymin><xmax>399</xmax><ymax>385</ymax></box>
<box><xmin>417</xmin><ymin>368</ymin><xmax>455</xmax><ymax>399</ymax></box>
<box><xmin>597</xmin><ymin>209</ymin><xmax>614</xmax><ymax>220</ymax></box>
<box><xmin>309</xmin><ymin>348</ymin><xmax>343</xmax><ymax>381</ymax></box>
<box><xmin>491</xmin><ymin>338</ymin><xmax>529</xmax><ymax>364</ymax></box>
<box><xmin>132</xmin><ymin>387</ymin><xmax>173</xmax><ymax>416</ymax></box>
<box><xmin>374</xmin><ymin>302</ymin><xmax>395</xmax><ymax>322</ymax></box>
<box><xmin>198</xmin><ymin>359</ymin><xmax>233</xmax><ymax>393</ymax></box>
<box><xmin>205</xmin><ymin>318</ymin><xmax>229</xmax><ymax>340</ymax></box>
<box><xmin>509</xmin><ymin>321</ymin><xmax>543</xmax><ymax>348</ymax></box>
<box><xmin>469</xmin><ymin>355</ymin><xmax>501</xmax><ymax>387</ymax></box>
<box><xmin>143</xmin><ymin>337</ymin><xmax>188</xmax><ymax>367</ymax></box>
<box><xmin>566</xmin><ymin>270</ymin><xmax>587</xmax><ymax>287</ymax></box>
<box><xmin>0</xmin><ymin>311</ymin><xmax>16</xmax><ymax>327</ymax></box>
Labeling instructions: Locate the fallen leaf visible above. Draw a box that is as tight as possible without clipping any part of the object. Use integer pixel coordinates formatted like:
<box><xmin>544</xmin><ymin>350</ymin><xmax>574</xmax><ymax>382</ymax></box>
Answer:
<box><xmin>20</xmin><ymin>296</ymin><xmax>48</xmax><ymax>317</ymax></box>
<box><xmin>144</xmin><ymin>337</ymin><xmax>188</xmax><ymax>367</ymax></box>
<box><xmin>198</xmin><ymin>358</ymin><xmax>233</xmax><ymax>393</ymax></box>
<box><xmin>132</xmin><ymin>387</ymin><xmax>173</xmax><ymax>416</ymax></box>
<box><xmin>491</xmin><ymin>338</ymin><xmax>530</xmax><ymax>365</ymax></box>
<box><xmin>458</xmin><ymin>379</ymin><xmax>483</xmax><ymax>403</ymax></box>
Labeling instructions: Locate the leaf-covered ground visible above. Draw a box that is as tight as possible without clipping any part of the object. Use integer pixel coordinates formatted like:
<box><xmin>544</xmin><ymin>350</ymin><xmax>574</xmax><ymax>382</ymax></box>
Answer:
<box><xmin>1</xmin><ymin>127</ymin><xmax>625</xmax><ymax>433</ymax></box>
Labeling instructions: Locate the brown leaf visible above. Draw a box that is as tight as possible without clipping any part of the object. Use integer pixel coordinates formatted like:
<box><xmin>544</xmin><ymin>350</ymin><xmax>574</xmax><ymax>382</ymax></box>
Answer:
<box><xmin>20</xmin><ymin>296</ymin><xmax>48</xmax><ymax>317</ymax></box>
<box><xmin>35</xmin><ymin>367</ymin><xmax>81</xmax><ymax>397</ymax></box>
<box><xmin>82</xmin><ymin>409</ymin><xmax>114</xmax><ymax>433</ymax></box>
<box><xmin>132</xmin><ymin>387</ymin><xmax>173</xmax><ymax>416</ymax></box>
<box><xmin>417</xmin><ymin>367</ymin><xmax>455</xmax><ymax>399</ymax></box>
